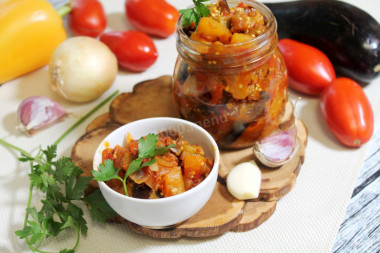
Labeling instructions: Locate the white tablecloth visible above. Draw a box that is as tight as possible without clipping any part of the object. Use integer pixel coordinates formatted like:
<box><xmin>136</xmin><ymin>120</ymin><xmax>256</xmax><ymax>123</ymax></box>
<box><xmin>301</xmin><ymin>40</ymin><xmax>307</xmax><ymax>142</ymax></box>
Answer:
<box><xmin>1</xmin><ymin>0</ymin><xmax>379</xmax><ymax>252</ymax></box>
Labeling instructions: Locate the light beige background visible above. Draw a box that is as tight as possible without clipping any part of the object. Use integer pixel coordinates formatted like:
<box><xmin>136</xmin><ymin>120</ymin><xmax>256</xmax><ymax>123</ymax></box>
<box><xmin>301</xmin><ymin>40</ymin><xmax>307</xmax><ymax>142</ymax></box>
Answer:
<box><xmin>0</xmin><ymin>0</ymin><xmax>379</xmax><ymax>252</ymax></box>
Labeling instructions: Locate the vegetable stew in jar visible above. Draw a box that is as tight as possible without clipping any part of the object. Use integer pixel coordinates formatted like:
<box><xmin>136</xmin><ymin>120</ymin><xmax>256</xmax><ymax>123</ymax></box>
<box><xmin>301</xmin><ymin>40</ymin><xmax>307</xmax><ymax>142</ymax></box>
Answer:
<box><xmin>173</xmin><ymin>0</ymin><xmax>288</xmax><ymax>149</ymax></box>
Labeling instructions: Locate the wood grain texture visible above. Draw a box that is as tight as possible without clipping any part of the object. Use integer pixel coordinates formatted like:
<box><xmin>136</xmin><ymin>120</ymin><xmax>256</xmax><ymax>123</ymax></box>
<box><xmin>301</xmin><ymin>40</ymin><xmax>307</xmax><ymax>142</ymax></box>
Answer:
<box><xmin>333</xmin><ymin>176</ymin><xmax>380</xmax><ymax>253</ymax></box>
<box><xmin>232</xmin><ymin>201</ymin><xmax>277</xmax><ymax>232</ymax></box>
<box><xmin>109</xmin><ymin>76</ymin><xmax>179</xmax><ymax>124</ymax></box>
<box><xmin>333</xmin><ymin>123</ymin><xmax>380</xmax><ymax>253</ymax></box>
<box><xmin>85</xmin><ymin>113</ymin><xmax>115</xmax><ymax>132</ymax></box>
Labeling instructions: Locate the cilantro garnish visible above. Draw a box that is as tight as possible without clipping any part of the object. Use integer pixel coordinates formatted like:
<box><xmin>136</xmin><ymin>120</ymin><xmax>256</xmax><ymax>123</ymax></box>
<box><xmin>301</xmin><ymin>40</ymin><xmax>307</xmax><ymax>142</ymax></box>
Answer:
<box><xmin>179</xmin><ymin>0</ymin><xmax>211</xmax><ymax>27</ymax></box>
<box><xmin>93</xmin><ymin>133</ymin><xmax>175</xmax><ymax>196</ymax></box>
<box><xmin>0</xmin><ymin>90</ymin><xmax>119</xmax><ymax>253</ymax></box>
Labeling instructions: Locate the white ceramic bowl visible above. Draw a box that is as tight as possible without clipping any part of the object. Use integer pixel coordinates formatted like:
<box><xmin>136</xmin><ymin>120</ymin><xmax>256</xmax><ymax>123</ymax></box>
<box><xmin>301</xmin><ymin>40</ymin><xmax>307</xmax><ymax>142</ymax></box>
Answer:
<box><xmin>93</xmin><ymin>117</ymin><xmax>220</xmax><ymax>228</ymax></box>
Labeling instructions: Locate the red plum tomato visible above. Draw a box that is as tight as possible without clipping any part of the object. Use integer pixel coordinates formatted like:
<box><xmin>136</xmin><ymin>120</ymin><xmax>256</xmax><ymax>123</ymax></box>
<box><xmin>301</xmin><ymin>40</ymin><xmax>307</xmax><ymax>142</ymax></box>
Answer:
<box><xmin>278</xmin><ymin>39</ymin><xmax>336</xmax><ymax>96</ymax></box>
<box><xmin>67</xmin><ymin>0</ymin><xmax>107</xmax><ymax>37</ymax></box>
<box><xmin>99</xmin><ymin>31</ymin><xmax>158</xmax><ymax>72</ymax></box>
<box><xmin>125</xmin><ymin>0</ymin><xmax>179</xmax><ymax>38</ymax></box>
<box><xmin>320</xmin><ymin>77</ymin><xmax>374</xmax><ymax>147</ymax></box>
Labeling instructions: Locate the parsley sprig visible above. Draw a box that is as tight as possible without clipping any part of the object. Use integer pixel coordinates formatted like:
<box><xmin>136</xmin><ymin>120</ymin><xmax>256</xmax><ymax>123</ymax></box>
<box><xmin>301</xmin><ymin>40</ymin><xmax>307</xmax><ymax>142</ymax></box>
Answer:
<box><xmin>0</xmin><ymin>90</ymin><xmax>119</xmax><ymax>253</ymax></box>
<box><xmin>179</xmin><ymin>0</ymin><xmax>211</xmax><ymax>27</ymax></box>
<box><xmin>93</xmin><ymin>133</ymin><xmax>175</xmax><ymax>196</ymax></box>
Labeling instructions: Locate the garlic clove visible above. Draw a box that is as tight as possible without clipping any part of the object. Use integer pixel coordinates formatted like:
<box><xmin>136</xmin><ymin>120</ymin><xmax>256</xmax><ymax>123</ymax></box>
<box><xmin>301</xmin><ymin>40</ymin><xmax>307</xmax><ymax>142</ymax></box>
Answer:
<box><xmin>253</xmin><ymin>122</ymin><xmax>298</xmax><ymax>168</ymax></box>
<box><xmin>227</xmin><ymin>161</ymin><xmax>262</xmax><ymax>200</ymax></box>
<box><xmin>17</xmin><ymin>96</ymin><xmax>67</xmax><ymax>135</ymax></box>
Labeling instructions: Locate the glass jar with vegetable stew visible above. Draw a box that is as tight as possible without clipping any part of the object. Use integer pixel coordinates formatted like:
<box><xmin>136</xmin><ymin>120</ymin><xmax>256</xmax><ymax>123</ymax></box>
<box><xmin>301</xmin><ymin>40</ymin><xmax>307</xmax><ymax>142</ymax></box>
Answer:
<box><xmin>173</xmin><ymin>0</ymin><xmax>288</xmax><ymax>149</ymax></box>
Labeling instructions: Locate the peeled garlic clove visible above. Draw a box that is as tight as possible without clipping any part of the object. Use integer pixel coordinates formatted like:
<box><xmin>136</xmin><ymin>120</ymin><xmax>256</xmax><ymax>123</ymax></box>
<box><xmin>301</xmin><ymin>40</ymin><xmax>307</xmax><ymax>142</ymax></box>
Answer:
<box><xmin>253</xmin><ymin>124</ymin><xmax>298</xmax><ymax>168</ymax></box>
<box><xmin>17</xmin><ymin>96</ymin><xmax>67</xmax><ymax>135</ymax></box>
<box><xmin>227</xmin><ymin>161</ymin><xmax>262</xmax><ymax>200</ymax></box>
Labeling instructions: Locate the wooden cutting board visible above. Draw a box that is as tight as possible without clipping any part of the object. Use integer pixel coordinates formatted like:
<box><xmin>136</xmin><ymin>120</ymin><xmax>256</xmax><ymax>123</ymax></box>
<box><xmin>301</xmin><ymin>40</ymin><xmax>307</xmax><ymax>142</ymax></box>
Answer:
<box><xmin>71</xmin><ymin>75</ymin><xmax>308</xmax><ymax>238</ymax></box>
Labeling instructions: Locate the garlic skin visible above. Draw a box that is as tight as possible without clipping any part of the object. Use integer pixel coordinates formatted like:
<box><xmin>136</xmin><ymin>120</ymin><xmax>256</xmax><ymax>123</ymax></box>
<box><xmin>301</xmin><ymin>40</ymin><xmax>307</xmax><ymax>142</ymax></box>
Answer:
<box><xmin>227</xmin><ymin>161</ymin><xmax>262</xmax><ymax>200</ymax></box>
<box><xmin>17</xmin><ymin>96</ymin><xmax>67</xmax><ymax>135</ymax></box>
<box><xmin>253</xmin><ymin>124</ymin><xmax>298</xmax><ymax>168</ymax></box>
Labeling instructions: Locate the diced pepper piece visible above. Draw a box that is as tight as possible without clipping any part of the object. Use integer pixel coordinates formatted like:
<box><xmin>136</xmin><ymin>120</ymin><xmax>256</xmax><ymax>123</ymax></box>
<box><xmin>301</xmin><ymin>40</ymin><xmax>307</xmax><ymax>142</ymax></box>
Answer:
<box><xmin>163</xmin><ymin>166</ymin><xmax>185</xmax><ymax>197</ymax></box>
<box><xmin>125</xmin><ymin>132</ymin><xmax>134</xmax><ymax>145</ymax></box>
<box><xmin>188</xmin><ymin>32</ymin><xmax>211</xmax><ymax>54</ymax></box>
<box><xmin>190</xmin><ymin>32</ymin><xmax>210</xmax><ymax>44</ymax></box>
<box><xmin>183</xmin><ymin>154</ymin><xmax>206</xmax><ymax>180</ymax></box>
<box><xmin>196</xmin><ymin>17</ymin><xmax>231</xmax><ymax>44</ymax></box>
<box><xmin>183</xmin><ymin>144</ymin><xmax>205</xmax><ymax>156</ymax></box>
<box><xmin>230</xmin><ymin>33</ymin><xmax>253</xmax><ymax>44</ymax></box>
<box><xmin>225</xmin><ymin>72</ymin><xmax>251</xmax><ymax>100</ymax></box>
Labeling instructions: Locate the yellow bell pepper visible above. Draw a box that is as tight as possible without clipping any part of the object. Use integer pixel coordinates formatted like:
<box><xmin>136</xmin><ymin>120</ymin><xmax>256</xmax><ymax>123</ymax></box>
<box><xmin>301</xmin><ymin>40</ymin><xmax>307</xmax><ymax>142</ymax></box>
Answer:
<box><xmin>0</xmin><ymin>0</ymin><xmax>67</xmax><ymax>84</ymax></box>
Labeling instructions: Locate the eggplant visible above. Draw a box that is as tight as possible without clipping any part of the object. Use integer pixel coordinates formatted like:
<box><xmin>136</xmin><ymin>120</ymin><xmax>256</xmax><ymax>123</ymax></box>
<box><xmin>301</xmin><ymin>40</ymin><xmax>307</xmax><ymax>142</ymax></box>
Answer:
<box><xmin>264</xmin><ymin>0</ymin><xmax>380</xmax><ymax>85</ymax></box>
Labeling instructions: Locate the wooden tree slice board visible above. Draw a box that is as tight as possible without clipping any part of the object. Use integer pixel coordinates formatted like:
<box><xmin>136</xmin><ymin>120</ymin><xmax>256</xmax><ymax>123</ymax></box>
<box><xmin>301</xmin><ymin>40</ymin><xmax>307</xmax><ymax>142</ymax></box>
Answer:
<box><xmin>219</xmin><ymin>120</ymin><xmax>308</xmax><ymax>202</ymax></box>
<box><xmin>109</xmin><ymin>75</ymin><xmax>179</xmax><ymax>125</ymax></box>
<box><xmin>71</xmin><ymin>75</ymin><xmax>308</xmax><ymax>238</ymax></box>
<box><xmin>124</xmin><ymin>182</ymin><xmax>245</xmax><ymax>238</ymax></box>
<box><xmin>232</xmin><ymin>201</ymin><xmax>277</xmax><ymax>232</ymax></box>
<box><xmin>71</xmin><ymin>125</ymin><xmax>121</xmax><ymax>188</ymax></box>
<box><xmin>85</xmin><ymin>113</ymin><xmax>115</xmax><ymax>132</ymax></box>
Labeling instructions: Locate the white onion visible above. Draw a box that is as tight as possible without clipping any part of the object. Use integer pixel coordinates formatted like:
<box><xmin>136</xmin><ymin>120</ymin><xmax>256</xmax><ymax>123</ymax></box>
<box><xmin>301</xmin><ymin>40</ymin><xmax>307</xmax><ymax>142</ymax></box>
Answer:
<box><xmin>49</xmin><ymin>36</ymin><xmax>118</xmax><ymax>102</ymax></box>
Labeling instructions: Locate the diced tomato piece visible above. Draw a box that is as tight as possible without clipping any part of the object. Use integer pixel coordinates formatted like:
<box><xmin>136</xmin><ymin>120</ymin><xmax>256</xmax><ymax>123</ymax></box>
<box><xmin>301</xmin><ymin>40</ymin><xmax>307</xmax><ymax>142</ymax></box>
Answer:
<box><xmin>127</xmin><ymin>140</ymin><xmax>139</xmax><ymax>156</ymax></box>
<box><xmin>112</xmin><ymin>145</ymin><xmax>126</xmax><ymax>168</ymax></box>
<box><xmin>106</xmin><ymin>178</ymin><xmax>123</xmax><ymax>189</ymax></box>
<box><xmin>102</xmin><ymin>148</ymin><xmax>114</xmax><ymax>163</ymax></box>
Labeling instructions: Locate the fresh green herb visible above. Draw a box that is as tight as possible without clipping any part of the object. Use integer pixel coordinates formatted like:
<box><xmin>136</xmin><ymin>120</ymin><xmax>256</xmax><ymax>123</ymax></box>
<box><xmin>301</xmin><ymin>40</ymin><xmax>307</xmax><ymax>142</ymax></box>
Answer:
<box><xmin>82</xmin><ymin>189</ymin><xmax>117</xmax><ymax>223</ymax></box>
<box><xmin>14</xmin><ymin>146</ymin><xmax>91</xmax><ymax>252</ymax></box>
<box><xmin>0</xmin><ymin>91</ymin><xmax>119</xmax><ymax>253</ymax></box>
<box><xmin>93</xmin><ymin>133</ymin><xmax>175</xmax><ymax>196</ymax></box>
<box><xmin>179</xmin><ymin>0</ymin><xmax>211</xmax><ymax>27</ymax></box>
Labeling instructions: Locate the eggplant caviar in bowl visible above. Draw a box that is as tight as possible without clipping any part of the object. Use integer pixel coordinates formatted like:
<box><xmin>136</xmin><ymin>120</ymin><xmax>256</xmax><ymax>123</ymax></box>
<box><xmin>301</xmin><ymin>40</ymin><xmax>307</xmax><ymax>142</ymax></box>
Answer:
<box><xmin>92</xmin><ymin>117</ymin><xmax>219</xmax><ymax>228</ymax></box>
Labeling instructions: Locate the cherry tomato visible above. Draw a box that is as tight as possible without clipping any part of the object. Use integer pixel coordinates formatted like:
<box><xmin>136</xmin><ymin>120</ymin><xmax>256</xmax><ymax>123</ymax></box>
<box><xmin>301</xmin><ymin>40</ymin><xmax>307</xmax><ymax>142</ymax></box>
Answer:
<box><xmin>125</xmin><ymin>0</ymin><xmax>179</xmax><ymax>38</ymax></box>
<box><xmin>278</xmin><ymin>39</ymin><xmax>336</xmax><ymax>96</ymax></box>
<box><xmin>320</xmin><ymin>77</ymin><xmax>374</xmax><ymax>147</ymax></box>
<box><xmin>99</xmin><ymin>31</ymin><xmax>158</xmax><ymax>72</ymax></box>
<box><xmin>67</xmin><ymin>0</ymin><xmax>107</xmax><ymax>37</ymax></box>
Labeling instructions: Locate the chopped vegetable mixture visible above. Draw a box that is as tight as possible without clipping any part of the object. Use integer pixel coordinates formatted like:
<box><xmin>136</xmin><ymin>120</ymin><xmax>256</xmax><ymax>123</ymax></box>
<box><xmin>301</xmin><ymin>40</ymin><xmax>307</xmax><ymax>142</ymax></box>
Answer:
<box><xmin>174</xmin><ymin>1</ymin><xmax>288</xmax><ymax>149</ymax></box>
<box><xmin>101</xmin><ymin>131</ymin><xmax>214</xmax><ymax>198</ymax></box>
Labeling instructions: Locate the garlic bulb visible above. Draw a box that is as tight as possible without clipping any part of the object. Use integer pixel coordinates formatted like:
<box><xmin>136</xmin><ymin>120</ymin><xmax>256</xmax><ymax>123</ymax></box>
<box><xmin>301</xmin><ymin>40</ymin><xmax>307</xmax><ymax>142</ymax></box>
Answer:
<box><xmin>17</xmin><ymin>96</ymin><xmax>67</xmax><ymax>135</ymax></box>
<box><xmin>253</xmin><ymin>123</ymin><xmax>298</xmax><ymax>168</ymax></box>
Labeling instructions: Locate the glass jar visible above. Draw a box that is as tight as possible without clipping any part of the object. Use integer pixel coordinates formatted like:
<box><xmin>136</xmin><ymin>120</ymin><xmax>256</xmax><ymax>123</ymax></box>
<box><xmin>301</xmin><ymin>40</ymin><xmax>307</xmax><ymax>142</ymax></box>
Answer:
<box><xmin>173</xmin><ymin>0</ymin><xmax>288</xmax><ymax>149</ymax></box>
